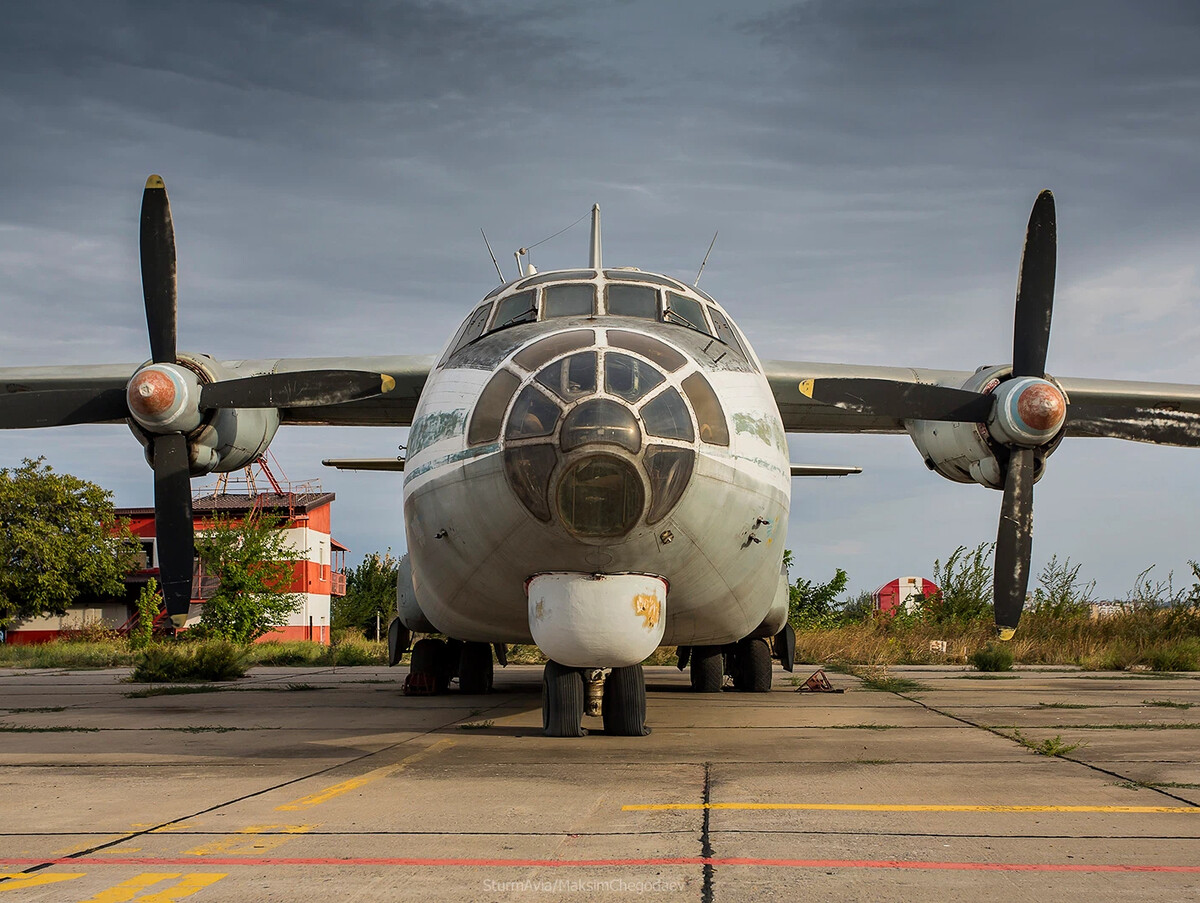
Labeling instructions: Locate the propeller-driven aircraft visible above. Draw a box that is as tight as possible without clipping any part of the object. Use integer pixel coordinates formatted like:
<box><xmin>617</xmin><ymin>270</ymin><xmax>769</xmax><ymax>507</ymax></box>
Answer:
<box><xmin>4</xmin><ymin>178</ymin><xmax>1199</xmax><ymax>736</ymax></box>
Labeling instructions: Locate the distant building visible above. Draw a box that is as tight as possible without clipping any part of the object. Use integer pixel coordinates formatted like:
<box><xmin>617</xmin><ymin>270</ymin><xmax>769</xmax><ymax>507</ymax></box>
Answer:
<box><xmin>5</xmin><ymin>490</ymin><xmax>347</xmax><ymax>645</ymax></box>
<box><xmin>873</xmin><ymin>576</ymin><xmax>939</xmax><ymax>615</ymax></box>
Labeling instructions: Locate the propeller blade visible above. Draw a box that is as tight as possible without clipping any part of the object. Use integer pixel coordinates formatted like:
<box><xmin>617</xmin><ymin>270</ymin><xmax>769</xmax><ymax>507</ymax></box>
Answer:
<box><xmin>994</xmin><ymin>447</ymin><xmax>1035</xmax><ymax>638</ymax></box>
<box><xmin>199</xmin><ymin>370</ymin><xmax>396</xmax><ymax>410</ymax></box>
<box><xmin>140</xmin><ymin>175</ymin><xmax>178</xmax><ymax>365</ymax></box>
<box><xmin>1067</xmin><ymin>405</ymin><xmax>1200</xmax><ymax>448</ymax></box>
<box><xmin>1012</xmin><ymin>190</ymin><xmax>1056</xmax><ymax>378</ymax></box>
<box><xmin>152</xmin><ymin>432</ymin><xmax>195</xmax><ymax>625</ymax></box>
<box><xmin>0</xmin><ymin>387</ymin><xmax>129</xmax><ymax>429</ymax></box>
<box><xmin>801</xmin><ymin>377</ymin><xmax>994</xmax><ymax>422</ymax></box>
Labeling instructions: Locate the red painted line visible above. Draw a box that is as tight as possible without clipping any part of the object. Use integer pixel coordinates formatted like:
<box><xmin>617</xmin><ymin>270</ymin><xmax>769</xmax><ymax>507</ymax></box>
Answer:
<box><xmin>2</xmin><ymin>857</ymin><xmax>1199</xmax><ymax>873</ymax></box>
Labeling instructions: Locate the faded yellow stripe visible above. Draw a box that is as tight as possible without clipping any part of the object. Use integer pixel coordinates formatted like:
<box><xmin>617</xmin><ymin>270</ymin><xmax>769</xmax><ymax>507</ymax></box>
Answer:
<box><xmin>275</xmin><ymin>739</ymin><xmax>455</xmax><ymax>811</ymax></box>
<box><xmin>623</xmin><ymin>803</ymin><xmax>1200</xmax><ymax>813</ymax></box>
<box><xmin>75</xmin><ymin>873</ymin><xmax>225</xmax><ymax>903</ymax></box>
<box><xmin>0</xmin><ymin>873</ymin><xmax>84</xmax><ymax>892</ymax></box>
<box><xmin>184</xmin><ymin>824</ymin><xmax>314</xmax><ymax>857</ymax></box>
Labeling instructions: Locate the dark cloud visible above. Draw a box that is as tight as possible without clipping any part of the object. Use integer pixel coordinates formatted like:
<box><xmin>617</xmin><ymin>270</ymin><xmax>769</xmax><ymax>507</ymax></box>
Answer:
<box><xmin>1</xmin><ymin>1</ymin><xmax>1199</xmax><ymax>597</ymax></box>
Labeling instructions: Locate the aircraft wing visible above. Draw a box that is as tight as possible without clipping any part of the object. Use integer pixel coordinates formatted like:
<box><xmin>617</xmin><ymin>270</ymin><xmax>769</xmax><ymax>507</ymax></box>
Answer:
<box><xmin>0</xmin><ymin>355</ymin><xmax>435</xmax><ymax>429</ymax></box>
<box><xmin>764</xmin><ymin>360</ymin><xmax>1200</xmax><ymax>447</ymax></box>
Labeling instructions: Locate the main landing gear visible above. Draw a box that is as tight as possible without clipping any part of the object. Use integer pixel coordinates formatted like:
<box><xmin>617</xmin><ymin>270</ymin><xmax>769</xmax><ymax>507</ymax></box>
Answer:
<box><xmin>678</xmin><ymin>625</ymin><xmax>795</xmax><ymax>693</ymax></box>
<box><xmin>405</xmin><ymin>638</ymin><xmax>497</xmax><ymax>695</ymax></box>
<box><xmin>541</xmin><ymin>662</ymin><xmax>649</xmax><ymax>737</ymax></box>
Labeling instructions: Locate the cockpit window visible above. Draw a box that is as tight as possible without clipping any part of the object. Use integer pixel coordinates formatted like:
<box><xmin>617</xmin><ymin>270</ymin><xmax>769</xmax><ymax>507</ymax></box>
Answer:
<box><xmin>604</xmin><ymin>352</ymin><xmax>664</xmax><ymax>402</ymax></box>
<box><xmin>663</xmin><ymin>292</ymin><xmax>712</xmax><ymax>335</ymax></box>
<box><xmin>604</xmin><ymin>270</ymin><xmax>689</xmax><ymax>291</ymax></box>
<box><xmin>707</xmin><ymin>307</ymin><xmax>747</xmax><ymax>361</ymax></box>
<box><xmin>536</xmin><ymin>351</ymin><xmax>597</xmax><ymax>401</ymax></box>
<box><xmin>517</xmin><ymin>270</ymin><xmax>596</xmax><ymax>289</ymax></box>
<box><xmin>544</xmin><ymin>283</ymin><xmax>596</xmax><ymax>318</ymax></box>
<box><xmin>492</xmin><ymin>290</ymin><xmax>538</xmax><ymax>331</ymax></box>
<box><xmin>606</xmin><ymin>284</ymin><xmax>658</xmax><ymax>319</ymax></box>
<box><xmin>561</xmin><ymin>399</ymin><xmax>642</xmax><ymax>454</ymax></box>
<box><xmin>442</xmin><ymin>303</ymin><xmax>493</xmax><ymax>364</ymax></box>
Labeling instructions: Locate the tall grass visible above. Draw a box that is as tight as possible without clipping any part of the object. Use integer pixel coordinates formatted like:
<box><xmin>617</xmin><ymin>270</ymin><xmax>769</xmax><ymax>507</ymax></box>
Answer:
<box><xmin>795</xmin><ymin>605</ymin><xmax>1200</xmax><ymax>671</ymax></box>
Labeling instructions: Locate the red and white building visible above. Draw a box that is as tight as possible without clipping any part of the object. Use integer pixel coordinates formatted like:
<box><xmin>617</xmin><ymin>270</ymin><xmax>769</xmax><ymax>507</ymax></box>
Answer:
<box><xmin>873</xmin><ymin>576</ymin><xmax>939</xmax><ymax>615</ymax></box>
<box><xmin>5</xmin><ymin>491</ymin><xmax>347</xmax><ymax>645</ymax></box>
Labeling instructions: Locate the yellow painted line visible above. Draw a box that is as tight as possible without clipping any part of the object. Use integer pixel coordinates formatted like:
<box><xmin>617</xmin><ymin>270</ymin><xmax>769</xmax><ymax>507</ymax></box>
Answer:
<box><xmin>0</xmin><ymin>873</ymin><xmax>84</xmax><ymax>892</ymax></box>
<box><xmin>184</xmin><ymin>824</ymin><xmax>314</xmax><ymax>857</ymax></box>
<box><xmin>623</xmin><ymin>803</ymin><xmax>1200</xmax><ymax>813</ymax></box>
<box><xmin>275</xmin><ymin>739</ymin><xmax>455</xmax><ymax>812</ymax></box>
<box><xmin>74</xmin><ymin>873</ymin><xmax>225</xmax><ymax>903</ymax></box>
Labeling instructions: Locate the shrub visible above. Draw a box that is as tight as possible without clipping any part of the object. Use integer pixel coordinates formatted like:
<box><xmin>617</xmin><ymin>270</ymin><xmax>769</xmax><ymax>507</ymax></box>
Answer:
<box><xmin>247</xmin><ymin>641</ymin><xmax>330</xmax><ymax>666</ymax></box>
<box><xmin>969</xmin><ymin>645</ymin><xmax>1014</xmax><ymax>672</ymax></box>
<box><xmin>131</xmin><ymin>640</ymin><xmax>248</xmax><ymax>682</ymax></box>
<box><xmin>331</xmin><ymin>635</ymin><xmax>387</xmax><ymax>666</ymax></box>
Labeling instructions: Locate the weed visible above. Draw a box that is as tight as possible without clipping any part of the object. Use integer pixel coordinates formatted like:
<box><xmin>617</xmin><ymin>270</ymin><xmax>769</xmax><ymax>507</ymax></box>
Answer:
<box><xmin>969</xmin><ymin>645</ymin><xmax>1014</xmax><ymax>672</ymax></box>
<box><xmin>247</xmin><ymin>641</ymin><xmax>330</xmax><ymax>667</ymax></box>
<box><xmin>2</xmin><ymin>706</ymin><xmax>67</xmax><ymax>713</ymax></box>
<box><xmin>1143</xmin><ymin>699</ymin><xmax>1193</xmax><ymax>709</ymax></box>
<box><xmin>0</xmin><ymin>724</ymin><xmax>99</xmax><ymax>733</ymax></box>
<box><xmin>458</xmin><ymin>720</ymin><xmax>494</xmax><ymax>730</ymax></box>
<box><xmin>284</xmin><ymin>683</ymin><xmax>329</xmax><ymax>691</ymax></box>
<box><xmin>1037</xmin><ymin>701</ymin><xmax>1094</xmax><ymax>709</ymax></box>
<box><xmin>827</xmin><ymin>724</ymin><xmax>898</xmax><ymax>730</ymax></box>
<box><xmin>347</xmin><ymin>679</ymin><xmax>396</xmax><ymax>684</ymax></box>
<box><xmin>124</xmin><ymin>686</ymin><xmax>228</xmax><ymax>699</ymax></box>
<box><xmin>852</xmin><ymin>668</ymin><xmax>927</xmax><ymax>694</ymax></box>
<box><xmin>1012</xmin><ymin>730</ymin><xmax>1083</xmax><ymax>756</ymax></box>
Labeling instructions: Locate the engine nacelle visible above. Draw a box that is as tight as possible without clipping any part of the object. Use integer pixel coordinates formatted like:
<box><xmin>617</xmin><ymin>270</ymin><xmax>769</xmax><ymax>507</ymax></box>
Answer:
<box><xmin>396</xmin><ymin>553</ymin><xmax>439</xmax><ymax>634</ymax></box>
<box><xmin>906</xmin><ymin>366</ymin><xmax>1065</xmax><ymax>489</ymax></box>
<box><xmin>129</xmin><ymin>353</ymin><xmax>281</xmax><ymax>476</ymax></box>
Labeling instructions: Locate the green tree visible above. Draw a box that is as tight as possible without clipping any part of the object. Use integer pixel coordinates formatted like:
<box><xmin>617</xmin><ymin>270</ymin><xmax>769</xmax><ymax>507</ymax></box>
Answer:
<box><xmin>0</xmin><ymin>457</ymin><xmax>140</xmax><ymax>628</ymax></box>
<box><xmin>192</xmin><ymin>514</ymin><xmax>301</xmax><ymax>645</ymax></box>
<box><xmin>332</xmin><ymin>551</ymin><xmax>398</xmax><ymax>635</ymax></box>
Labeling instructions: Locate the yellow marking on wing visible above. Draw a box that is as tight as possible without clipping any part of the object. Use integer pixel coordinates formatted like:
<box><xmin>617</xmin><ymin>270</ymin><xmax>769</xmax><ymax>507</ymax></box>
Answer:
<box><xmin>275</xmin><ymin>739</ymin><xmax>455</xmax><ymax>811</ymax></box>
<box><xmin>0</xmin><ymin>873</ymin><xmax>84</xmax><ymax>892</ymax></box>
<box><xmin>184</xmin><ymin>824</ymin><xmax>313</xmax><ymax>857</ymax></box>
<box><xmin>798</xmin><ymin>379</ymin><xmax>814</xmax><ymax>398</ymax></box>
<box><xmin>144</xmin><ymin>175</ymin><xmax>165</xmax><ymax>190</ymax></box>
<box><xmin>74</xmin><ymin>873</ymin><xmax>225</xmax><ymax>903</ymax></box>
<box><xmin>997</xmin><ymin>627</ymin><xmax>1016</xmax><ymax>641</ymax></box>
<box><xmin>624</xmin><ymin>803</ymin><xmax>1200</xmax><ymax>813</ymax></box>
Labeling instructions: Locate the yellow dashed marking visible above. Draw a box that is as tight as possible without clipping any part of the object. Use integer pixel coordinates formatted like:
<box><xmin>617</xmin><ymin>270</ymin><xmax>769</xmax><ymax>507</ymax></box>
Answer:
<box><xmin>184</xmin><ymin>824</ymin><xmax>313</xmax><ymax>857</ymax></box>
<box><xmin>0</xmin><ymin>873</ymin><xmax>84</xmax><ymax>891</ymax></box>
<box><xmin>624</xmin><ymin>803</ymin><xmax>1200</xmax><ymax>813</ymax></box>
<box><xmin>275</xmin><ymin>739</ymin><xmax>455</xmax><ymax>811</ymax></box>
<box><xmin>75</xmin><ymin>873</ymin><xmax>225</xmax><ymax>902</ymax></box>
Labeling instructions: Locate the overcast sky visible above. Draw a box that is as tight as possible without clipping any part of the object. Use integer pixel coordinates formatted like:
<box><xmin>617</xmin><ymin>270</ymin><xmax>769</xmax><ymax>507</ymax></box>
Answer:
<box><xmin>2</xmin><ymin>0</ymin><xmax>1199</xmax><ymax>601</ymax></box>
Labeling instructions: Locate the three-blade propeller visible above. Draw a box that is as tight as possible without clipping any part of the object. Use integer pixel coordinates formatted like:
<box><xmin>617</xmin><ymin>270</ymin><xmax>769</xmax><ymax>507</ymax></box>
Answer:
<box><xmin>0</xmin><ymin>176</ymin><xmax>396</xmax><ymax>626</ymax></box>
<box><xmin>802</xmin><ymin>191</ymin><xmax>1059</xmax><ymax>637</ymax></box>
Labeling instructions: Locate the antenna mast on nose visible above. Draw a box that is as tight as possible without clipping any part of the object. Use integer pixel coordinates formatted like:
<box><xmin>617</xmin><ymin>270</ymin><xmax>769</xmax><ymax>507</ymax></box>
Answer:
<box><xmin>589</xmin><ymin>204</ymin><xmax>602</xmax><ymax>269</ymax></box>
